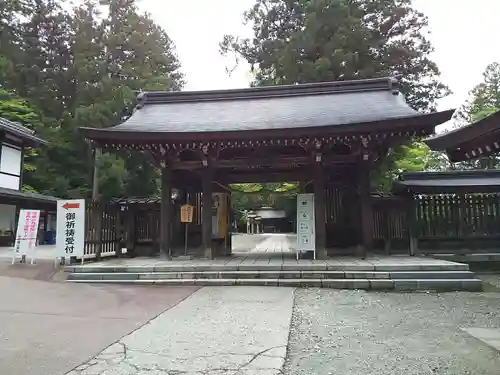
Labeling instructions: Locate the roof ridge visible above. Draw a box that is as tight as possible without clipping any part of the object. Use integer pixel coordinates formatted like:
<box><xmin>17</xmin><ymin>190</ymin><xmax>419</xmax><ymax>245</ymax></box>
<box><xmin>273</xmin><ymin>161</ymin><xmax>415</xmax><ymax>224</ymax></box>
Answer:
<box><xmin>0</xmin><ymin>117</ymin><xmax>35</xmax><ymax>135</ymax></box>
<box><xmin>0</xmin><ymin>117</ymin><xmax>46</xmax><ymax>146</ymax></box>
<box><xmin>401</xmin><ymin>170</ymin><xmax>500</xmax><ymax>180</ymax></box>
<box><xmin>425</xmin><ymin>110</ymin><xmax>500</xmax><ymax>144</ymax></box>
<box><xmin>137</xmin><ymin>76</ymin><xmax>401</xmax><ymax>105</ymax></box>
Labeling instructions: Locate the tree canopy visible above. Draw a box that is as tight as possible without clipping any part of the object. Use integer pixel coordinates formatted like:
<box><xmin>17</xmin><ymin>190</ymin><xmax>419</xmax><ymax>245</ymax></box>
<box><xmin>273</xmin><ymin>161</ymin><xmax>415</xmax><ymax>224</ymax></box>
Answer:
<box><xmin>0</xmin><ymin>0</ymin><xmax>184</xmax><ymax>199</ymax></box>
<box><xmin>221</xmin><ymin>0</ymin><xmax>450</xmax><ymax>192</ymax></box>
<box><xmin>221</xmin><ymin>0</ymin><xmax>450</xmax><ymax>112</ymax></box>
<box><xmin>450</xmin><ymin>62</ymin><xmax>500</xmax><ymax>170</ymax></box>
<box><xmin>4</xmin><ymin>0</ymin><xmax>498</xmax><ymax>209</ymax></box>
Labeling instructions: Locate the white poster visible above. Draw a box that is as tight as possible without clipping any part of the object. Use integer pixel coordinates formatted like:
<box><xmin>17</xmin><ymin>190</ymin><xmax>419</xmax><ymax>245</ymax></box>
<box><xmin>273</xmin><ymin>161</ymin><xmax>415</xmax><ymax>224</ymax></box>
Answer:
<box><xmin>56</xmin><ymin>199</ymin><xmax>85</xmax><ymax>258</ymax></box>
<box><xmin>296</xmin><ymin>193</ymin><xmax>315</xmax><ymax>256</ymax></box>
<box><xmin>13</xmin><ymin>209</ymin><xmax>40</xmax><ymax>262</ymax></box>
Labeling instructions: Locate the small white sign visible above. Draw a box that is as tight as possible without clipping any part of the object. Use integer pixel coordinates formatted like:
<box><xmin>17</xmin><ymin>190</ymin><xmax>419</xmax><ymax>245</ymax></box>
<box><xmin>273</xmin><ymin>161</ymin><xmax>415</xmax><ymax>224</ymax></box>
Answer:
<box><xmin>12</xmin><ymin>209</ymin><xmax>40</xmax><ymax>263</ymax></box>
<box><xmin>56</xmin><ymin>199</ymin><xmax>85</xmax><ymax>259</ymax></box>
<box><xmin>299</xmin><ymin>212</ymin><xmax>310</xmax><ymax>220</ymax></box>
<box><xmin>296</xmin><ymin>193</ymin><xmax>316</xmax><ymax>258</ymax></box>
<box><xmin>298</xmin><ymin>222</ymin><xmax>310</xmax><ymax>233</ymax></box>
<box><xmin>299</xmin><ymin>234</ymin><xmax>311</xmax><ymax>246</ymax></box>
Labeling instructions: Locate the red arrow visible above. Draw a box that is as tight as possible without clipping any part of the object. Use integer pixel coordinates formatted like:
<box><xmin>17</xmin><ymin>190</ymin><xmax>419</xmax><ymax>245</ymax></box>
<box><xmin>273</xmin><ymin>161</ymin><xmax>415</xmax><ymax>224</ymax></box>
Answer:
<box><xmin>62</xmin><ymin>202</ymin><xmax>80</xmax><ymax>210</ymax></box>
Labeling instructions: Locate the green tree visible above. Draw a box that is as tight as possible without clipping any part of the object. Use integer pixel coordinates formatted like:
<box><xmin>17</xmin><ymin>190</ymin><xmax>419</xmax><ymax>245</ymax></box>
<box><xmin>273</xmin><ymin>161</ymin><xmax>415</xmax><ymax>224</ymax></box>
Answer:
<box><xmin>453</xmin><ymin>62</ymin><xmax>500</xmax><ymax>170</ymax></box>
<box><xmin>230</xmin><ymin>183</ymin><xmax>298</xmax><ymax>224</ymax></box>
<box><xmin>458</xmin><ymin>62</ymin><xmax>500</xmax><ymax>123</ymax></box>
<box><xmin>101</xmin><ymin>0</ymin><xmax>185</xmax><ymax>197</ymax></box>
<box><xmin>0</xmin><ymin>89</ymin><xmax>46</xmax><ymax>192</ymax></box>
<box><xmin>373</xmin><ymin>141</ymin><xmax>453</xmax><ymax>191</ymax></box>
<box><xmin>0</xmin><ymin>0</ymin><xmax>184</xmax><ymax>199</ymax></box>
<box><xmin>221</xmin><ymin>0</ymin><xmax>450</xmax><ymax>191</ymax></box>
<box><xmin>221</xmin><ymin>0</ymin><xmax>449</xmax><ymax>112</ymax></box>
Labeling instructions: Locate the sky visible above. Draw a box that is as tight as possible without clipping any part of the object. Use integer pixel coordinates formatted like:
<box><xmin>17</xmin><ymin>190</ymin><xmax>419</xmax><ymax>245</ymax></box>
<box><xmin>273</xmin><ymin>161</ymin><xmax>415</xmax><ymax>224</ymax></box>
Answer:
<box><xmin>137</xmin><ymin>0</ymin><xmax>500</xmax><ymax>114</ymax></box>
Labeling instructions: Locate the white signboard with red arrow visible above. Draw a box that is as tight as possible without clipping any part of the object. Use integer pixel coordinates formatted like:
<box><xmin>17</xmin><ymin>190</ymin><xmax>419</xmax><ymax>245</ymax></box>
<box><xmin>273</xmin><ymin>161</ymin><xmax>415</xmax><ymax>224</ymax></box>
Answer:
<box><xmin>56</xmin><ymin>199</ymin><xmax>85</xmax><ymax>260</ymax></box>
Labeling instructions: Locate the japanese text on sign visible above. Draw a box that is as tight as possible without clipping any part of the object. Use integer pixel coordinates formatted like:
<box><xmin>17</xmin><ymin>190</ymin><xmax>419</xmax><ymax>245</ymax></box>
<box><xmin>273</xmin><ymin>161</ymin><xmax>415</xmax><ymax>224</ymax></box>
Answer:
<box><xmin>56</xmin><ymin>199</ymin><xmax>85</xmax><ymax>259</ymax></box>
<box><xmin>13</xmin><ymin>209</ymin><xmax>40</xmax><ymax>258</ymax></box>
<box><xmin>65</xmin><ymin>212</ymin><xmax>76</xmax><ymax>254</ymax></box>
<box><xmin>180</xmin><ymin>204</ymin><xmax>194</xmax><ymax>223</ymax></box>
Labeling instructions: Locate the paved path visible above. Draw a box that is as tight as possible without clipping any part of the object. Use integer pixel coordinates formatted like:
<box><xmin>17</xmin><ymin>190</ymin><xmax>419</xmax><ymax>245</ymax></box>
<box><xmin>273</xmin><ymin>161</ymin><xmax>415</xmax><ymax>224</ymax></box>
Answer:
<box><xmin>4</xmin><ymin>273</ymin><xmax>500</xmax><ymax>374</ymax></box>
<box><xmin>461</xmin><ymin>328</ymin><xmax>500</xmax><ymax>352</ymax></box>
<box><xmin>231</xmin><ymin>233</ymin><xmax>276</xmax><ymax>253</ymax></box>
<box><xmin>249</xmin><ymin>233</ymin><xmax>294</xmax><ymax>254</ymax></box>
<box><xmin>67</xmin><ymin>287</ymin><xmax>295</xmax><ymax>375</ymax></box>
<box><xmin>0</xmin><ymin>244</ymin><xmax>56</xmax><ymax>261</ymax></box>
<box><xmin>0</xmin><ymin>276</ymin><xmax>198</xmax><ymax>375</ymax></box>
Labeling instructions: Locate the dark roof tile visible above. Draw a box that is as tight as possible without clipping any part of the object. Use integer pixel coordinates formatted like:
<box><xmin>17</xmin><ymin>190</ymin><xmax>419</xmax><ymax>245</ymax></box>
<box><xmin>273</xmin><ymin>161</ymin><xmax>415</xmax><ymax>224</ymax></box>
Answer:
<box><xmin>424</xmin><ymin>110</ymin><xmax>500</xmax><ymax>161</ymax></box>
<box><xmin>80</xmin><ymin>77</ymin><xmax>455</xmax><ymax>141</ymax></box>
<box><xmin>0</xmin><ymin>187</ymin><xmax>58</xmax><ymax>205</ymax></box>
<box><xmin>0</xmin><ymin>118</ymin><xmax>46</xmax><ymax>146</ymax></box>
<box><xmin>394</xmin><ymin>170</ymin><xmax>500</xmax><ymax>193</ymax></box>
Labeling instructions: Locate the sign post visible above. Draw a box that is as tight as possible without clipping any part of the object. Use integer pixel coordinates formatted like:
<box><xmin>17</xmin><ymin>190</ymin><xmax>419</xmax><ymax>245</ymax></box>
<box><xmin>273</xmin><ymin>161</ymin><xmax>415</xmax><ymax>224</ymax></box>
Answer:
<box><xmin>56</xmin><ymin>199</ymin><xmax>85</xmax><ymax>265</ymax></box>
<box><xmin>12</xmin><ymin>209</ymin><xmax>40</xmax><ymax>265</ymax></box>
<box><xmin>180</xmin><ymin>204</ymin><xmax>194</xmax><ymax>256</ymax></box>
<box><xmin>296</xmin><ymin>193</ymin><xmax>316</xmax><ymax>260</ymax></box>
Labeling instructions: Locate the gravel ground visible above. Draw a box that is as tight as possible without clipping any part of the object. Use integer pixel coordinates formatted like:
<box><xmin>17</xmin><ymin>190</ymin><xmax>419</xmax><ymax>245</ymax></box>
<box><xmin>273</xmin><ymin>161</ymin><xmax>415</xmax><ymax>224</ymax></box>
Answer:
<box><xmin>284</xmin><ymin>289</ymin><xmax>500</xmax><ymax>375</ymax></box>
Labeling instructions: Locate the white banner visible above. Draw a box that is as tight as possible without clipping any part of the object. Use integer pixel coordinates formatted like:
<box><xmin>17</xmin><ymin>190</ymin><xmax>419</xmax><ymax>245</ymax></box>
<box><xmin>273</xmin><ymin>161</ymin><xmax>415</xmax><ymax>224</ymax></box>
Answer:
<box><xmin>13</xmin><ymin>209</ymin><xmax>40</xmax><ymax>263</ymax></box>
<box><xmin>56</xmin><ymin>199</ymin><xmax>85</xmax><ymax>259</ymax></box>
<box><xmin>296</xmin><ymin>194</ymin><xmax>316</xmax><ymax>258</ymax></box>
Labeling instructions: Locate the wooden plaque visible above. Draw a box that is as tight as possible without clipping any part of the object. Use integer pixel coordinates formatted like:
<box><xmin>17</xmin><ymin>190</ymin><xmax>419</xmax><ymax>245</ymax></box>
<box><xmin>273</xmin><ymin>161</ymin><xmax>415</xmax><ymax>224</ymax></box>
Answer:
<box><xmin>180</xmin><ymin>204</ymin><xmax>194</xmax><ymax>223</ymax></box>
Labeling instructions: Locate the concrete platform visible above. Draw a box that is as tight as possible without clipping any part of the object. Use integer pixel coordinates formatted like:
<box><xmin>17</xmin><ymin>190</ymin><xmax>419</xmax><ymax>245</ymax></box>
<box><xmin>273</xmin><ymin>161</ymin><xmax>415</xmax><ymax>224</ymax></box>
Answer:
<box><xmin>65</xmin><ymin>255</ymin><xmax>483</xmax><ymax>292</ymax></box>
<box><xmin>66</xmin><ymin>254</ymin><xmax>471</xmax><ymax>272</ymax></box>
<box><xmin>431</xmin><ymin>253</ymin><xmax>500</xmax><ymax>263</ymax></box>
<box><xmin>461</xmin><ymin>328</ymin><xmax>500</xmax><ymax>352</ymax></box>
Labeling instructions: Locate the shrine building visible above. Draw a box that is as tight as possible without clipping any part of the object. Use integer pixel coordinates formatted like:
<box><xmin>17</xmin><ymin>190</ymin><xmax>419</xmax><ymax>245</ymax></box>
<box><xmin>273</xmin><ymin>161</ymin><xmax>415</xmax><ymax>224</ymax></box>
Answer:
<box><xmin>80</xmin><ymin>77</ymin><xmax>454</xmax><ymax>259</ymax></box>
<box><xmin>425</xmin><ymin>110</ymin><xmax>500</xmax><ymax>162</ymax></box>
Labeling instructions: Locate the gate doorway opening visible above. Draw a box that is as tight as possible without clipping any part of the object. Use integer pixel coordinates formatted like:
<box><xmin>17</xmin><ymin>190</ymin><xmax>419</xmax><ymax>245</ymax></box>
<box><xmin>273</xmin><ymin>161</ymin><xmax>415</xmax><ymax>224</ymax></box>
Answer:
<box><xmin>230</xmin><ymin>182</ymin><xmax>298</xmax><ymax>258</ymax></box>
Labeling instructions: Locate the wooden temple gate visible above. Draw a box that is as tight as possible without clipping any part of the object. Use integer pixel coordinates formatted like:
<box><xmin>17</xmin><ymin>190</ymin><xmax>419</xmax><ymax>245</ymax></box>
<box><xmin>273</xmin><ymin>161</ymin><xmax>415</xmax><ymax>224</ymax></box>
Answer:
<box><xmin>78</xmin><ymin>77</ymin><xmax>454</xmax><ymax>259</ymax></box>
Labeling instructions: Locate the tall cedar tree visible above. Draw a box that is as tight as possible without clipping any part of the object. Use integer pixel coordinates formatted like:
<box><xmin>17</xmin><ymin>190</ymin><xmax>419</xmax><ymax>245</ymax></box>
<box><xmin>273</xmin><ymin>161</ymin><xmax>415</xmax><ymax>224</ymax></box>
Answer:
<box><xmin>453</xmin><ymin>62</ymin><xmax>500</xmax><ymax>170</ymax></box>
<box><xmin>0</xmin><ymin>0</ymin><xmax>184</xmax><ymax>198</ymax></box>
<box><xmin>221</xmin><ymin>0</ymin><xmax>450</xmax><ymax>191</ymax></box>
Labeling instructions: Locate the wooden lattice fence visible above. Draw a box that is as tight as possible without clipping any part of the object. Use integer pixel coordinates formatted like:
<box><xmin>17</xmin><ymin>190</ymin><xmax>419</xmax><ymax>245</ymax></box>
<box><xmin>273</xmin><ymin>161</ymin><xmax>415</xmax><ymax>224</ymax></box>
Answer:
<box><xmin>371</xmin><ymin>193</ymin><xmax>500</xmax><ymax>254</ymax></box>
<box><xmin>372</xmin><ymin>196</ymin><xmax>409</xmax><ymax>253</ymax></box>
<box><xmin>84</xmin><ymin>201</ymin><xmax>123</xmax><ymax>260</ymax></box>
<box><xmin>80</xmin><ymin>192</ymin><xmax>500</xmax><ymax>259</ymax></box>
<box><xmin>414</xmin><ymin>194</ymin><xmax>500</xmax><ymax>252</ymax></box>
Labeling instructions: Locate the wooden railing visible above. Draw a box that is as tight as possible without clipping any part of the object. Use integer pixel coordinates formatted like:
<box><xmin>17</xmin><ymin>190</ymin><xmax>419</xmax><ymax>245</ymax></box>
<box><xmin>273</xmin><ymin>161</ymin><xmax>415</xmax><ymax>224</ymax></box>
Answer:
<box><xmin>372</xmin><ymin>196</ymin><xmax>408</xmax><ymax>253</ymax></box>
<box><xmin>371</xmin><ymin>193</ymin><xmax>500</xmax><ymax>254</ymax></box>
<box><xmin>81</xmin><ymin>192</ymin><xmax>500</xmax><ymax>259</ymax></box>
<box><xmin>413</xmin><ymin>194</ymin><xmax>500</xmax><ymax>253</ymax></box>
<box><xmin>84</xmin><ymin>201</ymin><xmax>121</xmax><ymax>260</ymax></box>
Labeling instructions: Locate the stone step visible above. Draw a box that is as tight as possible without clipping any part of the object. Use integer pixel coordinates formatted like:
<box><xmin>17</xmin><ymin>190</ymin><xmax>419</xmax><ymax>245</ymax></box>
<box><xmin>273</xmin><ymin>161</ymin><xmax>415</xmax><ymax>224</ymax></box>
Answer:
<box><xmin>66</xmin><ymin>262</ymin><xmax>470</xmax><ymax>273</ymax></box>
<box><xmin>67</xmin><ymin>270</ymin><xmax>476</xmax><ymax>281</ymax></box>
<box><xmin>66</xmin><ymin>277</ymin><xmax>483</xmax><ymax>291</ymax></box>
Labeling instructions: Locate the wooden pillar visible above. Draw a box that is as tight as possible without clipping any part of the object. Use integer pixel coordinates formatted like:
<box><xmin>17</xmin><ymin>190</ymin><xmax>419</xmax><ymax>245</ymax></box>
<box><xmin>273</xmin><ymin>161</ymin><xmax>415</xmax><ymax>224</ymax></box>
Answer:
<box><xmin>407</xmin><ymin>194</ymin><xmax>419</xmax><ymax>256</ymax></box>
<box><xmin>125</xmin><ymin>207</ymin><xmax>136</xmax><ymax>255</ymax></box>
<box><xmin>160</xmin><ymin>165</ymin><xmax>172</xmax><ymax>258</ymax></box>
<box><xmin>313</xmin><ymin>158</ymin><xmax>327</xmax><ymax>259</ymax></box>
<box><xmin>202</xmin><ymin>167</ymin><xmax>213</xmax><ymax>259</ymax></box>
<box><xmin>299</xmin><ymin>180</ymin><xmax>307</xmax><ymax>194</ymax></box>
<box><xmin>95</xmin><ymin>202</ymin><xmax>103</xmax><ymax>261</ymax></box>
<box><xmin>358</xmin><ymin>164</ymin><xmax>373</xmax><ymax>259</ymax></box>
<box><xmin>226</xmin><ymin>194</ymin><xmax>232</xmax><ymax>252</ymax></box>
<box><xmin>115</xmin><ymin>206</ymin><xmax>123</xmax><ymax>257</ymax></box>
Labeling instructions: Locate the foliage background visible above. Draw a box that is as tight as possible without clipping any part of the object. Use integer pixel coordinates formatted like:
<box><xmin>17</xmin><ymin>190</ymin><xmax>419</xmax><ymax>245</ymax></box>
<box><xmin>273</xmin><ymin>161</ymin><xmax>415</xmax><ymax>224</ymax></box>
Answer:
<box><xmin>1</xmin><ymin>0</ymin><xmax>498</xmax><ymax>222</ymax></box>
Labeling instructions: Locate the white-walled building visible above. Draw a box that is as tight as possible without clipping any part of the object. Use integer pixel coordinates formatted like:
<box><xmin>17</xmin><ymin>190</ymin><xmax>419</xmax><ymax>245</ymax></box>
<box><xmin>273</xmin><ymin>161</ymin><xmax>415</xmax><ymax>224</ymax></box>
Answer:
<box><xmin>0</xmin><ymin>118</ymin><xmax>58</xmax><ymax>246</ymax></box>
